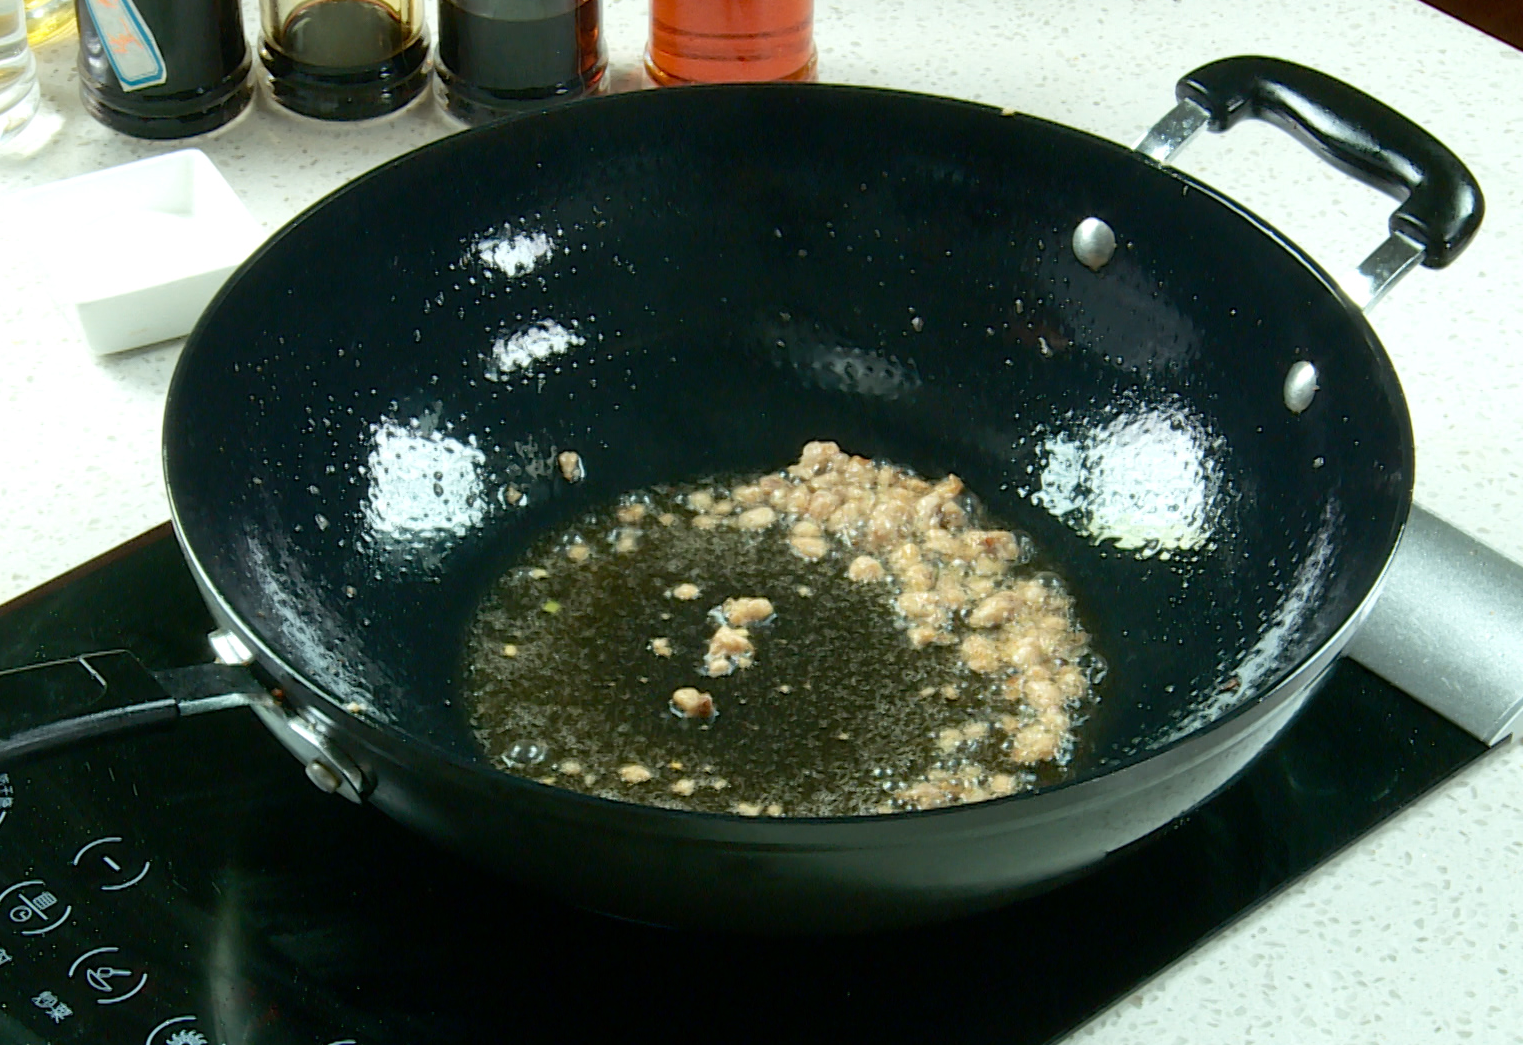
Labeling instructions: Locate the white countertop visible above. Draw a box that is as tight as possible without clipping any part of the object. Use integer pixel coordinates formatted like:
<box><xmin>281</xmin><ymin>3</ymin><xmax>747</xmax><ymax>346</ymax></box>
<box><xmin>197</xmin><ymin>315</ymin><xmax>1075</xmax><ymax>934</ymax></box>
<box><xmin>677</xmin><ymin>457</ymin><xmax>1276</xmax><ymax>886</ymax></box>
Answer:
<box><xmin>2</xmin><ymin>0</ymin><xmax>1521</xmax><ymax>1039</ymax></box>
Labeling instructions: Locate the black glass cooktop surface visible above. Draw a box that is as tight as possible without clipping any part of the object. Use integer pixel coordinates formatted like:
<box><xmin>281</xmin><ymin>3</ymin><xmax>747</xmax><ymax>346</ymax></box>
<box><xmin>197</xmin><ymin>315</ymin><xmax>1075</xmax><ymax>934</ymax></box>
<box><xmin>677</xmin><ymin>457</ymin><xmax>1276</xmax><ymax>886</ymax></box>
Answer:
<box><xmin>0</xmin><ymin>526</ymin><xmax>1493</xmax><ymax>1045</ymax></box>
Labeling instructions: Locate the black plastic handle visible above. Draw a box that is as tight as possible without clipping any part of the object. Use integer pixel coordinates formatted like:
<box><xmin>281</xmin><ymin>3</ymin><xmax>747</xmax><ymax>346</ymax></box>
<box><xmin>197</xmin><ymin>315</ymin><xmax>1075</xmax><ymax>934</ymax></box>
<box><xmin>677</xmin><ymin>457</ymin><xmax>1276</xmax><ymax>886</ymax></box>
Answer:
<box><xmin>1177</xmin><ymin>56</ymin><xmax>1483</xmax><ymax>268</ymax></box>
<box><xmin>0</xmin><ymin>652</ymin><xmax>259</xmax><ymax>764</ymax></box>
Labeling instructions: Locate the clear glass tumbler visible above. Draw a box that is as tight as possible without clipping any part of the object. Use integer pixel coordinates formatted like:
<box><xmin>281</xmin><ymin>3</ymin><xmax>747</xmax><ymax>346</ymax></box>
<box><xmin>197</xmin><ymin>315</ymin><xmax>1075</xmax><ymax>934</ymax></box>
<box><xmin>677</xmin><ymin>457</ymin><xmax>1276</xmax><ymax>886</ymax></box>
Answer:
<box><xmin>0</xmin><ymin>0</ymin><xmax>39</xmax><ymax>143</ymax></box>
<box><xmin>23</xmin><ymin>0</ymin><xmax>72</xmax><ymax>46</ymax></box>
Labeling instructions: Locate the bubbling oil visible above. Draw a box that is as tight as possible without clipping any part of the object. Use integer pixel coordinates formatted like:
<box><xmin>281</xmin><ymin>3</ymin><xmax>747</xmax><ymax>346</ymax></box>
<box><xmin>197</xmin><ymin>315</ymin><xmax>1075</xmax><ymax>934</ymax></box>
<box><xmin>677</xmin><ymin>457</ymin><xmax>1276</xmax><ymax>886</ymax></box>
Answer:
<box><xmin>465</xmin><ymin>445</ymin><xmax>1102</xmax><ymax>817</ymax></box>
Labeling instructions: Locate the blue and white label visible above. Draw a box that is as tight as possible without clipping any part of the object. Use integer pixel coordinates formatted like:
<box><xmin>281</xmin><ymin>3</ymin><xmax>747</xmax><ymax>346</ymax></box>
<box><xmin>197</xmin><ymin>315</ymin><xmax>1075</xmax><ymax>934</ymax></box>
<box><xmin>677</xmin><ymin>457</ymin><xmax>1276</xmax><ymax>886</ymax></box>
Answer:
<box><xmin>83</xmin><ymin>0</ymin><xmax>167</xmax><ymax>91</ymax></box>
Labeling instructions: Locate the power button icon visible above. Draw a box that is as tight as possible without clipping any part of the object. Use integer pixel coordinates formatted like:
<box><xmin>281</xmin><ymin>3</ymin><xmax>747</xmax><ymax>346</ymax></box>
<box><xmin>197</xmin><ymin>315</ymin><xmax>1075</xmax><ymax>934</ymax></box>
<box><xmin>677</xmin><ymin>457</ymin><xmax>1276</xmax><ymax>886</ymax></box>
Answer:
<box><xmin>71</xmin><ymin>837</ymin><xmax>151</xmax><ymax>892</ymax></box>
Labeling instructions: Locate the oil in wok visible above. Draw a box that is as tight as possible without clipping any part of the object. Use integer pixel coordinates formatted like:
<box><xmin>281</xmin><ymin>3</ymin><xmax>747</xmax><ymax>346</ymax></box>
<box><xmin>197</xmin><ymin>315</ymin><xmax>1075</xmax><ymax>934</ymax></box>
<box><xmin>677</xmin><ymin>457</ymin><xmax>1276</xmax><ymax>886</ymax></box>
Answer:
<box><xmin>466</xmin><ymin>443</ymin><xmax>1103</xmax><ymax>817</ymax></box>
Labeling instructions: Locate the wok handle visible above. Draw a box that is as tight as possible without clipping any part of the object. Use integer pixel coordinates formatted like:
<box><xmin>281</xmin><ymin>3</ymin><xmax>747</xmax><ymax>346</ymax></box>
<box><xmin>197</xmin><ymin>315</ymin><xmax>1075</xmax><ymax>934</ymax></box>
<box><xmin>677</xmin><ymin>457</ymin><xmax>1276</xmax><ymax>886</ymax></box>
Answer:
<box><xmin>0</xmin><ymin>651</ymin><xmax>262</xmax><ymax>765</ymax></box>
<box><xmin>1174</xmin><ymin>56</ymin><xmax>1484</xmax><ymax>270</ymax></box>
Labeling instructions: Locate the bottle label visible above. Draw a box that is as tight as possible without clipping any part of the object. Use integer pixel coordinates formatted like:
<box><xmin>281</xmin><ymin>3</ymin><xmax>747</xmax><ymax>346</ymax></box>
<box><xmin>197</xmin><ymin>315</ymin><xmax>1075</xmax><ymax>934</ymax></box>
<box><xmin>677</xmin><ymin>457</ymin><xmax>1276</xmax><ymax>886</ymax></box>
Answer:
<box><xmin>83</xmin><ymin>0</ymin><xmax>168</xmax><ymax>91</ymax></box>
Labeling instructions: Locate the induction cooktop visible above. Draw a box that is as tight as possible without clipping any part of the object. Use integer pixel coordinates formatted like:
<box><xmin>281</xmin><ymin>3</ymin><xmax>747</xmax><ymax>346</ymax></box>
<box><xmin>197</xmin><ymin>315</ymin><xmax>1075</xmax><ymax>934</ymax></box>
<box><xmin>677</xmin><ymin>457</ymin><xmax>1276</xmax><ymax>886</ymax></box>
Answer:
<box><xmin>0</xmin><ymin>525</ymin><xmax>1494</xmax><ymax>1045</ymax></box>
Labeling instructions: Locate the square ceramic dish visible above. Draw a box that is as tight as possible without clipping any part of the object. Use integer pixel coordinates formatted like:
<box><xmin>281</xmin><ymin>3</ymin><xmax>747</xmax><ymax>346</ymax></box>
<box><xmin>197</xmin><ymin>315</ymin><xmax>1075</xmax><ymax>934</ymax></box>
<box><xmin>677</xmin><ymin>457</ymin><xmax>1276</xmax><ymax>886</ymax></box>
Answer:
<box><xmin>13</xmin><ymin>149</ymin><xmax>266</xmax><ymax>355</ymax></box>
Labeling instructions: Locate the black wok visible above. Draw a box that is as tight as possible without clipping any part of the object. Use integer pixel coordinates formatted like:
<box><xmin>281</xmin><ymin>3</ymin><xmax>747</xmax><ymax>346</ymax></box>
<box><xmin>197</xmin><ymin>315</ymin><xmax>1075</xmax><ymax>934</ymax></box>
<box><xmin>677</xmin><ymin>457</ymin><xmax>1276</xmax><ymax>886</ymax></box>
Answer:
<box><xmin>0</xmin><ymin>57</ymin><xmax>1483</xmax><ymax>932</ymax></box>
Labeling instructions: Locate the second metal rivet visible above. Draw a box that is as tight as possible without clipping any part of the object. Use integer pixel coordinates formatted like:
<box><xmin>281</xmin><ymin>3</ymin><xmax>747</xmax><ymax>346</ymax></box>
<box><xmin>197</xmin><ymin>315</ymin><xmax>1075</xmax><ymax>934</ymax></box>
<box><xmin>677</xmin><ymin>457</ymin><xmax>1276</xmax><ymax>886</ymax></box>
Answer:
<box><xmin>1284</xmin><ymin>360</ymin><xmax>1319</xmax><ymax>413</ymax></box>
<box><xmin>1073</xmin><ymin>217</ymin><xmax>1117</xmax><ymax>271</ymax></box>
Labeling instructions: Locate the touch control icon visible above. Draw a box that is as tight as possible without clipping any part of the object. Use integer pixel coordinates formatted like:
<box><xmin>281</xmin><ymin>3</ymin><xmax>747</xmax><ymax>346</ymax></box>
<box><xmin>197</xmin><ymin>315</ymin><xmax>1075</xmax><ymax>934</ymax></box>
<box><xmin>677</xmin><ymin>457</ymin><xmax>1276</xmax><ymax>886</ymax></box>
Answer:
<box><xmin>69</xmin><ymin>945</ymin><xmax>148</xmax><ymax>1004</ymax></box>
<box><xmin>145</xmin><ymin>1015</ymin><xmax>218</xmax><ymax>1045</ymax></box>
<box><xmin>1</xmin><ymin>879</ymin><xmax>72</xmax><ymax>935</ymax></box>
<box><xmin>72</xmin><ymin>836</ymin><xmax>151</xmax><ymax>891</ymax></box>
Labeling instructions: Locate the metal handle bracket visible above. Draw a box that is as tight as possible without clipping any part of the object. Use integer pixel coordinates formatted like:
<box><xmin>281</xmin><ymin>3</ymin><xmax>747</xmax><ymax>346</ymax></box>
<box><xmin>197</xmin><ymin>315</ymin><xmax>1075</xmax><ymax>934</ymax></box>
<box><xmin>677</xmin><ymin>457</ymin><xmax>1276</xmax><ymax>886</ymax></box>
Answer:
<box><xmin>1135</xmin><ymin>56</ymin><xmax>1484</xmax><ymax>311</ymax></box>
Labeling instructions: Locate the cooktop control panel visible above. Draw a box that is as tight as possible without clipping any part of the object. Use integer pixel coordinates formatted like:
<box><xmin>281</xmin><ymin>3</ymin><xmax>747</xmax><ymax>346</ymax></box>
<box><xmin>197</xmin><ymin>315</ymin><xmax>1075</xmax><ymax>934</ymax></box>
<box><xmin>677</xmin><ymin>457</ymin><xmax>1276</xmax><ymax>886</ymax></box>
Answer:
<box><xmin>0</xmin><ymin>730</ymin><xmax>376</xmax><ymax>1045</ymax></box>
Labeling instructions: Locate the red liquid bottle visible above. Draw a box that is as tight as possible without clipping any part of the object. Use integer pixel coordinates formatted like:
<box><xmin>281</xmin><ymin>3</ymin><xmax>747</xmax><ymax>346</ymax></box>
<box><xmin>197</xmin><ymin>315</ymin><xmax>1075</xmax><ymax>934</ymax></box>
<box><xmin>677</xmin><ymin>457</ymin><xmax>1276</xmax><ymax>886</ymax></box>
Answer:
<box><xmin>646</xmin><ymin>0</ymin><xmax>815</xmax><ymax>85</ymax></box>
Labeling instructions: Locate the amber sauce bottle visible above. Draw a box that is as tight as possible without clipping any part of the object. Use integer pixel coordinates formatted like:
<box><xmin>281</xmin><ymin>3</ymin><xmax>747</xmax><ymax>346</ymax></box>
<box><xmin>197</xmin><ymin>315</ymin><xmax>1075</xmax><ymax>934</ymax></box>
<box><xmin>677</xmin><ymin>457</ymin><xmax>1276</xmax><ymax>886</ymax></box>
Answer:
<box><xmin>646</xmin><ymin>0</ymin><xmax>815</xmax><ymax>85</ymax></box>
<box><xmin>260</xmin><ymin>0</ymin><xmax>429</xmax><ymax>120</ymax></box>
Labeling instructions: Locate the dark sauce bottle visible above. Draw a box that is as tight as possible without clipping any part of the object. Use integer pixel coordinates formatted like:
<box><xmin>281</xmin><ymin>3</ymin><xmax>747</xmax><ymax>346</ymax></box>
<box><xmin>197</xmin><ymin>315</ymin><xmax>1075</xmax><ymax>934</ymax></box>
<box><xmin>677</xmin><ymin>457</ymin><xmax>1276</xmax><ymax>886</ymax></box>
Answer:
<box><xmin>260</xmin><ymin>0</ymin><xmax>429</xmax><ymax>120</ymax></box>
<box><xmin>77</xmin><ymin>0</ymin><xmax>252</xmax><ymax>139</ymax></box>
<box><xmin>437</xmin><ymin>0</ymin><xmax>605</xmax><ymax>125</ymax></box>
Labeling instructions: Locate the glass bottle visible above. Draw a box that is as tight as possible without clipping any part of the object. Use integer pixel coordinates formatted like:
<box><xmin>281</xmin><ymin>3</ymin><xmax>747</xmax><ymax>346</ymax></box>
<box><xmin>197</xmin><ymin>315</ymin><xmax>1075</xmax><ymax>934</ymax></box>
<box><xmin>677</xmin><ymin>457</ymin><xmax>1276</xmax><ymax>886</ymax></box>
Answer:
<box><xmin>77</xmin><ymin>0</ymin><xmax>252</xmax><ymax>139</ymax></box>
<box><xmin>1</xmin><ymin>0</ymin><xmax>40</xmax><ymax>143</ymax></box>
<box><xmin>260</xmin><ymin>0</ymin><xmax>429</xmax><ymax>120</ymax></box>
<box><xmin>24</xmin><ymin>0</ymin><xmax>72</xmax><ymax>45</ymax></box>
<box><xmin>646</xmin><ymin>0</ymin><xmax>815</xmax><ymax>86</ymax></box>
<box><xmin>436</xmin><ymin>0</ymin><xmax>605</xmax><ymax>124</ymax></box>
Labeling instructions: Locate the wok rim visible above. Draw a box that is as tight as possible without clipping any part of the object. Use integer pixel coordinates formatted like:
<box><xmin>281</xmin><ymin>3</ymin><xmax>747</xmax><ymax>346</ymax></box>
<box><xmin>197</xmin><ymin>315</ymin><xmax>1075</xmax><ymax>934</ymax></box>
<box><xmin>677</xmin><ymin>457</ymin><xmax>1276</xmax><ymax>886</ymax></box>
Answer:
<box><xmin>164</xmin><ymin>79</ymin><xmax>1416</xmax><ymax>826</ymax></box>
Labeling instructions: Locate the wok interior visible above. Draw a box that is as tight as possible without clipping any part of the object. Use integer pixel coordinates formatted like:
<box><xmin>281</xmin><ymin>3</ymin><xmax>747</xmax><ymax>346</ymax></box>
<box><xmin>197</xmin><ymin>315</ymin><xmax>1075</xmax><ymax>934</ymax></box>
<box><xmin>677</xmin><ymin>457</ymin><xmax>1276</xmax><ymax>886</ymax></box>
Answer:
<box><xmin>168</xmin><ymin>84</ymin><xmax>1411</xmax><ymax>782</ymax></box>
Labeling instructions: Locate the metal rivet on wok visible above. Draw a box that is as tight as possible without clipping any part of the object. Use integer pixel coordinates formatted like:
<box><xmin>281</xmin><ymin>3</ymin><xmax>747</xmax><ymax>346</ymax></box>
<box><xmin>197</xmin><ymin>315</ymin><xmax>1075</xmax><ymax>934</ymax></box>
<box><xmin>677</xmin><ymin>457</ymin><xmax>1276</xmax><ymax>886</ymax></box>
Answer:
<box><xmin>305</xmin><ymin>760</ymin><xmax>343</xmax><ymax>793</ymax></box>
<box><xmin>1284</xmin><ymin>360</ymin><xmax>1319</xmax><ymax>413</ymax></box>
<box><xmin>1072</xmin><ymin>216</ymin><xmax>1117</xmax><ymax>271</ymax></box>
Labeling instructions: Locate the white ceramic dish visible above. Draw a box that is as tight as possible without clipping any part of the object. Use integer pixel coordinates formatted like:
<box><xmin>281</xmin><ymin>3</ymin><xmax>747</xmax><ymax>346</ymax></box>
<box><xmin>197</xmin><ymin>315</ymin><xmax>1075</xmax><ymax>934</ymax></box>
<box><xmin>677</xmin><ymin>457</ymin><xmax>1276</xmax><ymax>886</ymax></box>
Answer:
<box><xmin>13</xmin><ymin>149</ymin><xmax>266</xmax><ymax>355</ymax></box>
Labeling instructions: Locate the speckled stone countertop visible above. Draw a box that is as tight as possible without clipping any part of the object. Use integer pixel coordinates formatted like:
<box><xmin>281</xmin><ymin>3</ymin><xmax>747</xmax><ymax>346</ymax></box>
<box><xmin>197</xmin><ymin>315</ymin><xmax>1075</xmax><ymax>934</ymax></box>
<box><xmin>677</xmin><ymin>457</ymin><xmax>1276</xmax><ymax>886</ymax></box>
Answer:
<box><xmin>2</xmin><ymin>0</ymin><xmax>1521</xmax><ymax>1039</ymax></box>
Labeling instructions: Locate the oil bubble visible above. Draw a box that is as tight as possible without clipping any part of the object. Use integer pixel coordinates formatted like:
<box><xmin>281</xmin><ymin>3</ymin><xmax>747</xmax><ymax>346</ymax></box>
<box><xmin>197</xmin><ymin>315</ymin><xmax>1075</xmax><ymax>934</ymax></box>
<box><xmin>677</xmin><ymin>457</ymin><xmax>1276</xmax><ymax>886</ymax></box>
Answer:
<box><xmin>503</xmin><ymin>741</ymin><xmax>548</xmax><ymax>767</ymax></box>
